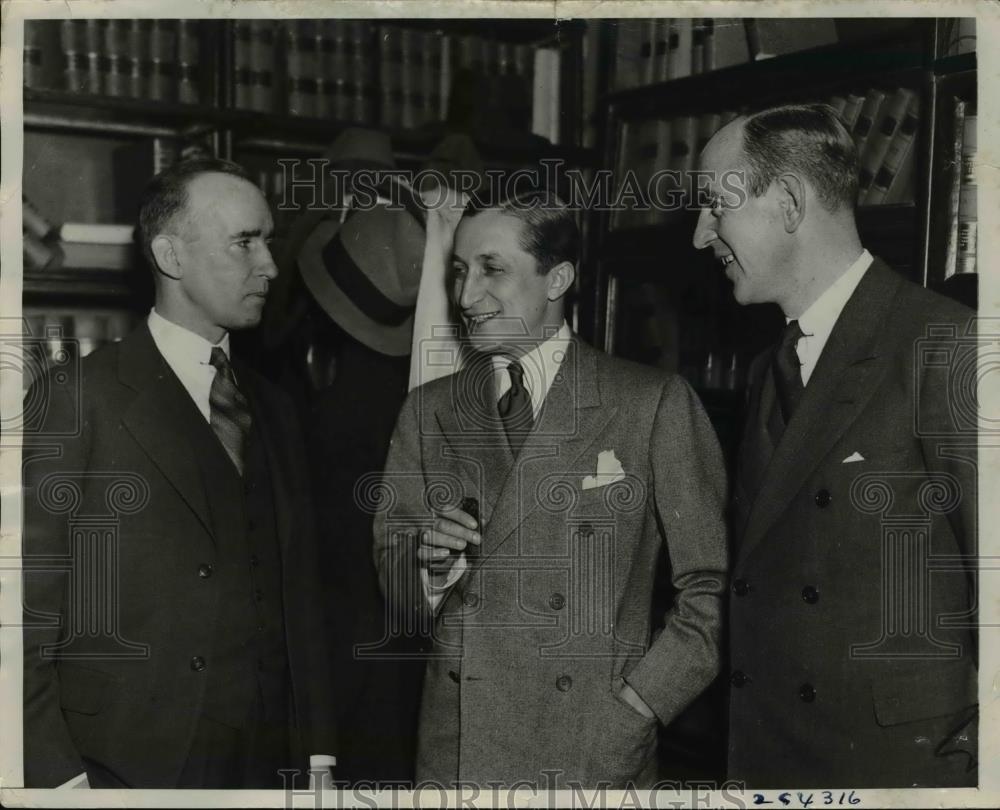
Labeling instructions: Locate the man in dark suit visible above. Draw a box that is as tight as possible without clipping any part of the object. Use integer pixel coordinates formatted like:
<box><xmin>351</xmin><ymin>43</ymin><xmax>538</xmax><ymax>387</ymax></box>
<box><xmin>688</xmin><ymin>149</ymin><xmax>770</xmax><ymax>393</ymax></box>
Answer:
<box><xmin>693</xmin><ymin>103</ymin><xmax>977</xmax><ymax>788</ymax></box>
<box><xmin>22</xmin><ymin>159</ymin><xmax>337</xmax><ymax>789</ymax></box>
<box><xmin>374</xmin><ymin>191</ymin><xmax>728</xmax><ymax>788</ymax></box>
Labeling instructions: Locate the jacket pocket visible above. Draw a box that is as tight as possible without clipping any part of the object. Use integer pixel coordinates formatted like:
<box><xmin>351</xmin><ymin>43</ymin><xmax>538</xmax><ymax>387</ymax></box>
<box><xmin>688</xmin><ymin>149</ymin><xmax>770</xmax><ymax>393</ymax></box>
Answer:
<box><xmin>871</xmin><ymin>663</ymin><xmax>976</xmax><ymax>727</ymax></box>
<box><xmin>58</xmin><ymin>663</ymin><xmax>117</xmax><ymax>716</ymax></box>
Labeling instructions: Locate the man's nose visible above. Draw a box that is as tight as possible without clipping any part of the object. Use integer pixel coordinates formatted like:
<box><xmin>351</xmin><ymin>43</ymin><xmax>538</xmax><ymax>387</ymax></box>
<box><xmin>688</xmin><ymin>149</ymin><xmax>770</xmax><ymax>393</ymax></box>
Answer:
<box><xmin>457</xmin><ymin>272</ymin><xmax>483</xmax><ymax>310</ymax></box>
<box><xmin>692</xmin><ymin>207</ymin><xmax>717</xmax><ymax>251</ymax></box>
<box><xmin>258</xmin><ymin>246</ymin><xmax>279</xmax><ymax>280</ymax></box>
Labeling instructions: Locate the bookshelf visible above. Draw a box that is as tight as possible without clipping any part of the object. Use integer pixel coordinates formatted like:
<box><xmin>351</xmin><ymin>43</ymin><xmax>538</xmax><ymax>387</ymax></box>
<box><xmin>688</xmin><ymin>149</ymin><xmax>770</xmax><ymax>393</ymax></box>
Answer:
<box><xmin>583</xmin><ymin>18</ymin><xmax>978</xmax><ymax>469</ymax></box>
<box><xmin>21</xmin><ymin>17</ymin><xmax>595</xmax><ymax>364</ymax></box>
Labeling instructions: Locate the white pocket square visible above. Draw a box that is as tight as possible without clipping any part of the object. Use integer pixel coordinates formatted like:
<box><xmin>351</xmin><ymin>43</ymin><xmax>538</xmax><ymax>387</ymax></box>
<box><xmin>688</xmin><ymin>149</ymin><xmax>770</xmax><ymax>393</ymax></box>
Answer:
<box><xmin>842</xmin><ymin>451</ymin><xmax>865</xmax><ymax>464</ymax></box>
<box><xmin>582</xmin><ymin>449</ymin><xmax>626</xmax><ymax>490</ymax></box>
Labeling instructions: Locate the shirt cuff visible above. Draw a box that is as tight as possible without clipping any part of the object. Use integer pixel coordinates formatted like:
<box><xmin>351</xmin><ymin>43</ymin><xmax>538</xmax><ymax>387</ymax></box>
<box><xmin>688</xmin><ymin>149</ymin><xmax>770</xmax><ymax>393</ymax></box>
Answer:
<box><xmin>421</xmin><ymin>552</ymin><xmax>467</xmax><ymax>610</ymax></box>
<box><xmin>309</xmin><ymin>754</ymin><xmax>337</xmax><ymax>769</ymax></box>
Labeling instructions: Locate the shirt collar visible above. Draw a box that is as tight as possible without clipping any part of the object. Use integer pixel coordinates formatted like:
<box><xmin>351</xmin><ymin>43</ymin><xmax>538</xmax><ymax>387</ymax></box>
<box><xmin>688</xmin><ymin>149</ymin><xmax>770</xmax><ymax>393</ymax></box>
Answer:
<box><xmin>491</xmin><ymin>321</ymin><xmax>572</xmax><ymax>417</ymax></box>
<box><xmin>794</xmin><ymin>249</ymin><xmax>873</xmax><ymax>336</ymax></box>
<box><xmin>148</xmin><ymin>308</ymin><xmax>230</xmax><ymax>370</ymax></box>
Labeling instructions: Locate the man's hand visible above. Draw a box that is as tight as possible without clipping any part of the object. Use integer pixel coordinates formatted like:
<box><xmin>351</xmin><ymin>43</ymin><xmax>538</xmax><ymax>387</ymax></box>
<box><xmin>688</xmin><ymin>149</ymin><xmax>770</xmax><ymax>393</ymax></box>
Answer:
<box><xmin>417</xmin><ymin>505</ymin><xmax>480</xmax><ymax>574</ymax></box>
<box><xmin>619</xmin><ymin>681</ymin><xmax>656</xmax><ymax>720</ymax></box>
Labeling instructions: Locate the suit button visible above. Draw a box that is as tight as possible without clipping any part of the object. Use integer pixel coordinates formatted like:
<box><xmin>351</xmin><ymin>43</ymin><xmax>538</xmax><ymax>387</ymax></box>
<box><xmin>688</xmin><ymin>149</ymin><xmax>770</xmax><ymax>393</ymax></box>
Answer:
<box><xmin>732</xmin><ymin>578</ymin><xmax>750</xmax><ymax>596</ymax></box>
<box><xmin>814</xmin><ymin>489</ymin><xmax>832</xmax><ymax>508</ymax></box>
<box><xmin>549</xmin><ymin>592</ymin><xmax>566</xmax><ymax>610</ymax></box>
<box><xmin>255</xmin><ymin>589</ymin><xmax>264</xmax><ymax>602</ymax></box>
<box><xmin>556</xmin><ymin>675</ymin><xmax>573</xmax><ymax>692</ymax></box>
<box><xmin>250</xmin><ymin>555</ymin><xmax>259</xmax><ymax>567</ymax></box>
<box><xmin>730</xmin><ymin>670</ymin><xmax>750</xmax><ymax>688</ymax></box>
<box><xmin>799</xmin><ymin>683</ymin><xmax>816</xmax><ymax>702</ymax></box>
<box><xmin>257</xmin><ymin>624</ymin><xmax>265</xmax><ymax>632</ymax></box>
<box><xmin>463</xmin><ymin>592</ymin><xmax>479</xmax><ymax>607</ymax></box>
<box><xmin>190</xmin><ymin>656</ymin><xmax>206</xmax><ymax>672</ymax></box>
<box><xmin>802</xmin><ymin>585</ymin><xmax>819</xmax><ymax>604</ymax></box>
<box><xmin>448</xmin><ymin>669</ymin><xmax>460</xmax><ymax>683</ymax></box>
<box><xmin>198</xmin><ymin>563</ymin><xmax>213</xmax><ymax>579</ymax></box>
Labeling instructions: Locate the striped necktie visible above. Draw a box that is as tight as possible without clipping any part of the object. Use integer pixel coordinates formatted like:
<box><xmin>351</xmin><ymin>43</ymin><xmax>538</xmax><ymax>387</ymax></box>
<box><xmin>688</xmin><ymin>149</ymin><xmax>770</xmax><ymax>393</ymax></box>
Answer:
<box><xmin>209</xmin><ymin>347</ymin><xmax>252</xmax><ymax>475</ymax></box>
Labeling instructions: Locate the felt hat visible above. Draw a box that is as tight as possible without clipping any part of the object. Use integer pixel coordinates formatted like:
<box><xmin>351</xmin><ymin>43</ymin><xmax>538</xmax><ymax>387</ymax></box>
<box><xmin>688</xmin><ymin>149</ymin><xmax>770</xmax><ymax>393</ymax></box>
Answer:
<box><xmin>297</xmin><ymin>177</ymin><xmax>427</xmax><ymax>356</ymax></box>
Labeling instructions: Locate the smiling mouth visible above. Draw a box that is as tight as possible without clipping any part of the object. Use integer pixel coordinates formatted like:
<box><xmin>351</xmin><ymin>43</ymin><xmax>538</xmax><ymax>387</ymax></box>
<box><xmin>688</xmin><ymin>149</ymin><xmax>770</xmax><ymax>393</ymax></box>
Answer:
<box><xmin>465</xmin><ymin>311</ymin><xmax>500</xmax><ymax>327</ymax></box>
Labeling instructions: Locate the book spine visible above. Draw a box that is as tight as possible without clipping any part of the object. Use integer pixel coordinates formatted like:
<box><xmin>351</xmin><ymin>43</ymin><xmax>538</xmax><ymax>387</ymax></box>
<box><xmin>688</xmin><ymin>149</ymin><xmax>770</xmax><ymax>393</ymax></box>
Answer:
<box><xmin>611</xmin><ymin>120</ymin><xmax>633</xmax><ymax>230</ymax></box>
<box><xmin>440</xmin><ymin>34</ymin><xmax>454</xmax><ymax>118</ymax></box>
<box><xmin>613</xmin><ymin>21</ymin><xmax>640</xmax><ymax>90</ymax></box>
<box><xmin>60</xmin><ymin>20</ymin><xmax>84</xmax><ymax>91</ymax></box>
<box><xmin>400</xmin><ymin>28</ymin><xmax>418</xmax><ymax>129</ymax></box>
<box><xmin>233</xmin><ymin>20</ymin><xmax>252</xmax><ymax>108</ymax></box>
<box><xmin>851</xmin><ymin>88</ymin><xmax>887</xmax><ymax>157</ymax></box>
<box><xmin>857</xmin><ymin>87</ymin><xmax>916</xmax><ymax>202</ymax></box>
<box><xmin>149</xmin><ymin>20</ymin><xmax>177</xmax><ymax>102</ymax></box>
<box><xmin>378</xmin><ymin>25</ymin><xmax>401</xmax><ymax>129</ymax></box>
<box><xmin>697</xmin><ymin>112</ymin><xmax>722</xmax><ymax>153</ymax></box>
<box><xmin>641</xmin><ymin>19</ymin><xmax>658</xmax><ymax>86</ymax></box>
<box><xmin>691</xmin><ymin>20</ymin><xmax>706</xmax><ymax>75</ymax></box>
<box><xmin>250</xmin><ymin>22</ymin><xmax>276</xmax><ymax>114</ymax></box>
<box><xmin>349</xmin><ymin>22</ymin><xmax>373</xmax><ymax>123</ymax></box>
<box><xmin>942</xmin><ymin>98</ymin><xmax>966</xmax><ymax>280</ymax></box>
<box><xmin>668</xmin><ymin>18</ymin><xmax>693</xmax><ymax>80</ymax></box>
<box><xmin>102</xmin><ymin>20</ymin><xmax>131</xmax><ymax>98</ymax></box>
<box><xmin>649</xmin><ymin>119</ymin><xmax>673</xmax><ymax>225</ymax></box>
<box><xmin>840</xmin><ymin>92</ymin><xmax>866</xmax><ymax>130</ymax></box>
<box><xmin>863</xmin><ymin>94</ymin><xmax>920</xmax><ymax>205</ymax></box>
<box><xmin>955</xmin><ymin>112</ymin><xmax>977</xmax><ymax>275</ymax></box>
<box><xmin>177</xmin><ymin>20</ymin><xmax>200</xmax><ymax>104</ymax></box>
<box><xmin>709</xmin><ymin>19</ymin><xmax>751</xmax><ymax>71</ymax></box>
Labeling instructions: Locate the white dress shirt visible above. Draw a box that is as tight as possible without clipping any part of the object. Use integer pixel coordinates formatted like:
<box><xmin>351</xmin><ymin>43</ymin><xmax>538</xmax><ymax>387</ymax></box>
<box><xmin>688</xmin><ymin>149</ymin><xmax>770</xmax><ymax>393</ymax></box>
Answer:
<box><xmin>422</xmin><ymin>322</ymin><xmax>573</xmax><ymax>610</ymax></box>
<box><xmin>147</xmin><ymin>308</ymin><xmax>230</xmax><ymax>420</ymax></box>
<box><xmin>794</xmin><ymin>249</ymin><xmax>873</xmax><ymax>385</ymax></box>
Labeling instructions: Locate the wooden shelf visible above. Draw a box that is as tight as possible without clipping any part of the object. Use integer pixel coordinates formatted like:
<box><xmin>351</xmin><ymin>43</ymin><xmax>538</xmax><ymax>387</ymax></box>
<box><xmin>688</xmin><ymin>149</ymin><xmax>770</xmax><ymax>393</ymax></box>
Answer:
<box><xmin>23</xmin><ymin>269</ymin><xmax>142</xmax><ymax>301</ymax></box>
<box><xmin>603</xmin><ymin>26</ymin><xmax>931</xmax><ymax>119</ymax></box>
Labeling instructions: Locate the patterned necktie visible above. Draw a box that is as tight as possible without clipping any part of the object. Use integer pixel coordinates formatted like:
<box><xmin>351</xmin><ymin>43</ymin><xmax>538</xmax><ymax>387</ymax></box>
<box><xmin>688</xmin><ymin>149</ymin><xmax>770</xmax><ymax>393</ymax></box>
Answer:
<box><xmin>209</xmin><ymin>347</ymin><xmax>252</xmax><ymax>475</ymax></box>
<box><xmin>497</xmin><ymin>359</ymin><xmax>533</xmax><ymax>455</ymax></box>
<box><xmin>772</xmin><ymin>319</ymin><xmax>805</xmax><ymax>426</ymax></box>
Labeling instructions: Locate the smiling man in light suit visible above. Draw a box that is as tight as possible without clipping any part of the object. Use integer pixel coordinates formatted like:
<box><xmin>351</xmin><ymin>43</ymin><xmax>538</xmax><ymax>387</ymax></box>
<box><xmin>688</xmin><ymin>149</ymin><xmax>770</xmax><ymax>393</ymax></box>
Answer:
<box><xmin>693</xmin><ymin>103</ymin><xmax>978</xmax><ymax>788</ymax></box>
<box><xmin>374</xmin><ymin>190</ymin><xmax>727</xmax><ymax>789</ymax></box>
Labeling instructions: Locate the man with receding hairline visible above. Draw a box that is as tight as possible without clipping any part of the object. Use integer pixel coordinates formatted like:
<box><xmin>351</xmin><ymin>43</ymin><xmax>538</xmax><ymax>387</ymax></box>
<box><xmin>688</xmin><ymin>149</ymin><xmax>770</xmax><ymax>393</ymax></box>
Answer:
<box><xmin>23</xmin><ymin>158</ymin><xmax>338</xmax><ymax>789</ymax></box>
<box><xmin>694</xmin><ymin>104</ymin><xmax>977</xmax><ymax>788</ymax></box>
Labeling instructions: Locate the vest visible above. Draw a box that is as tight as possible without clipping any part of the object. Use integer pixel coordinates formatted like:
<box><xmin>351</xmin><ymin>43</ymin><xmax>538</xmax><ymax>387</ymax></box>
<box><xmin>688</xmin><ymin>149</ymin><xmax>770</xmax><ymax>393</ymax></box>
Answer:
<box><xmin>199</xmin><ymin>415</ymin><xmax>289</xmax><ymax>730</ymax></box>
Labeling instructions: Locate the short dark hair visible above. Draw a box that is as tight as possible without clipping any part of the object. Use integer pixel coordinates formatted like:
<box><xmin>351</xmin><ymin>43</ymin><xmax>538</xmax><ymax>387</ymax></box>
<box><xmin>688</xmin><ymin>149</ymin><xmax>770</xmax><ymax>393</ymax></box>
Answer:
<box><xmin>741</xmin><ymin>103</ymin><xmax>859</xmax><ymax>212</ymax></box>
<box><xmin>464</xmin><ymin>189</ymin><xmax>579</xmax><ymax>274</ymax></box>
<box><xmin>137</xmin><ymin>158</ymin><xmax>255</xmax><ymax>270</ymax></box>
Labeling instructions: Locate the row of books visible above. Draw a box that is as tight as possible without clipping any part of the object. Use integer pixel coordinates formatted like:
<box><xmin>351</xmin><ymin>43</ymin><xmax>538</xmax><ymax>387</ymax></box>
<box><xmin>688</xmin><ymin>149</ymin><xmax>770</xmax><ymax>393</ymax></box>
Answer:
<box><xmin>832</xmin><ymin>86</ymin><xmax>921</xmax><ymax>205</ymax></box>
<box><xmin>24</xmin><ymin>20</ymin><xmax>202</xmax><ymax>103</ymax></box>
<box><xmin>943</xmin><ymin>98</ymin><xmax>977</xmax><ymax>278</ymax></box>
<box><xmin>232</xmin><ymin>20</ymin><xmax>556</xmax><ymax>136</ymax></box>
<box><xmin>610</xmin><ymin>111</ymin><xmax>739</xmax><ymax>229</ymax></box>
<box><xmin>609</xmin><ymin>84</ymin><xmax>922</xmax><ymax>230</ymax></box>
<box><xmin>613</xmin><ymin>18</ymin><xmax>838</xmax><ymax>91</ymax></box>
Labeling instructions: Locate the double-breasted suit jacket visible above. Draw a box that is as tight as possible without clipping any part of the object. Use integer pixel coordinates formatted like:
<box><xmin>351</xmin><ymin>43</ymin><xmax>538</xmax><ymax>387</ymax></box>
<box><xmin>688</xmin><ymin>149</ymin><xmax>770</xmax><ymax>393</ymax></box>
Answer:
<box><xmin>729</xmin><ymin>259</ymin><xmax>978</xmax><ymax>788</ymax></box>
<box><xmin>374</xmin><ymin>336</ymin><xmax>728</xmax><ymax>788</ymax></box>
<box><xmin>22</xmin><ymin>324</ymin><xmax>337</xmax><ymax>788</ymax></box>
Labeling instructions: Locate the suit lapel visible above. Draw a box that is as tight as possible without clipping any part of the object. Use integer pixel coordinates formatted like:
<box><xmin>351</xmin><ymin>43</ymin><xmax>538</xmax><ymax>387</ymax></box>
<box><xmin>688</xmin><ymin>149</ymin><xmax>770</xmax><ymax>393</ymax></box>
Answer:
<box><xmin>237</xmin><ymin>367</ymin><xmax>293</xmax><ymax>554</ymax></box>
<box><xmin>118</xmin><ymin>324</ymin><xmax>216</xmax><ymax>542</ymax></box>
<box><xmin>481</xmin><ymin>338</ymin><xmax>616</xmax><ymax>558</ymax></box>
<box><xmin>739</xmin><ymin>260</ymin><xmax>902</xmax><ymax>562</ymax></box>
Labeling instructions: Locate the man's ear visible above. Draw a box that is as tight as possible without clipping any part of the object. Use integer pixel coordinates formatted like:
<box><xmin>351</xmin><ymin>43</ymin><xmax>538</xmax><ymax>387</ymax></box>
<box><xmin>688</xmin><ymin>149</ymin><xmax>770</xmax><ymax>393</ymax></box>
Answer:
<box><xmin>776</xmin><ymin>173</ymin><xmax>806</xmax><ymax>233</ymax></box>
<box><xmin>150</xmin><ymin>234</ymin><xmax>182</xmax><ymax>280</ymax></box>
<box><xmin>546</xmin><ymin>261</ymin><xmax>576</xmax><ymax>301</ymax></box>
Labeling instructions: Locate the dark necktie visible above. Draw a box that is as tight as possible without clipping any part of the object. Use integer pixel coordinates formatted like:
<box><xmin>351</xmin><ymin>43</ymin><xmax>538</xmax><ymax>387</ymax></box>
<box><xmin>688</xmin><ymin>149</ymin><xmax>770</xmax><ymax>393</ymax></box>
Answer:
<box><xmin>497</xmin><ymin>359</ymin><xmax>533</xmax><ymax>454</ymax></box>
<box><xmin>209</xmin><ymin>347</ymin><xmax>252</xmax><ymax>475</ymax></box>
<box><xmin>772</xmin><ymin>319</ymin><xmax>805</xmax><ymax>426</ymax></box>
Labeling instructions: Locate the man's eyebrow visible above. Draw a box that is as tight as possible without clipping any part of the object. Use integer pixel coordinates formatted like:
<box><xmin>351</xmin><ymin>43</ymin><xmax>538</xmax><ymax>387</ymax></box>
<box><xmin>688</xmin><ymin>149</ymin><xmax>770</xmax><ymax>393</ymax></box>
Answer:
<box><xmin>230</xmin><ymin>228</ymin><xmax>270</xmax><ymax>239</ymax></box>
<box><xmin>476</xmin><ymin>251</ymin><xmax>503</xmax><ymax>262</ymax></box>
